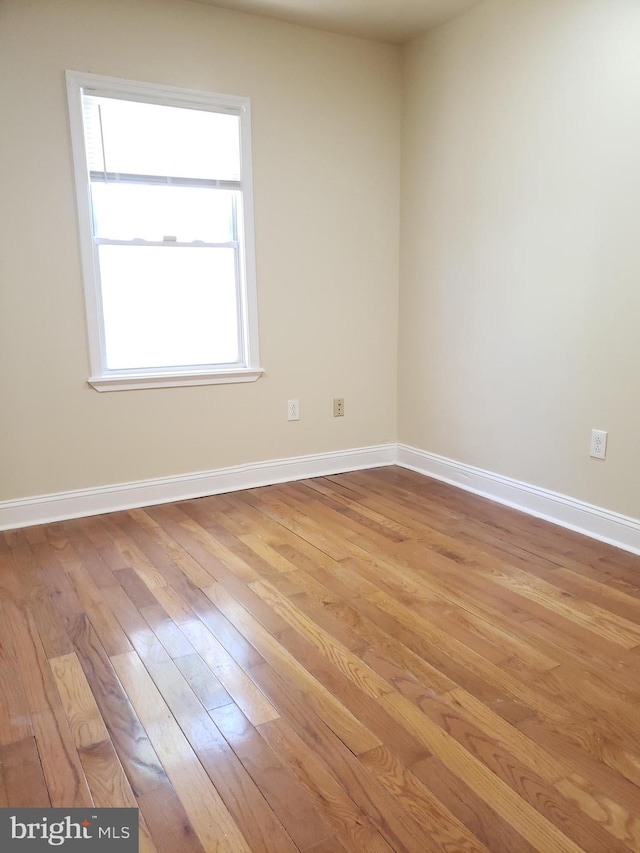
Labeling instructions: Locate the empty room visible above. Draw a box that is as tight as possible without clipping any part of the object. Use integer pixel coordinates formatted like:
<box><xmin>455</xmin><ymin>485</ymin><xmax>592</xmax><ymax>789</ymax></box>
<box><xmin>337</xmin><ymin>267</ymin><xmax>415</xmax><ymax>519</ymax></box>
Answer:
<box><xmin>1</xmin><ymin>0</ymin><xmax>640</xmax><ymax>850</ymax></box>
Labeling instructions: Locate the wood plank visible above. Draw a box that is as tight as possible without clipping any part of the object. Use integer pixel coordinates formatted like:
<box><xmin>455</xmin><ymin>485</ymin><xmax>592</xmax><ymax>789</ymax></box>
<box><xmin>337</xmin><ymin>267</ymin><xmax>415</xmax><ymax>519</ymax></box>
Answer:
<box><xmin>128</xmin><ymin>509</ymin><xmax>220</xmax><ymax>589</ymax></box>
<box><xmin>379</xmin><ymin>692</ymin><xmax>591</xmax><ymax>853</ymax></box>
<box><xmin>555</xmin><ymin>772</ymin><xmax>640</xmax><ymax>850</ymax></box>
<box><xmin>328</xmin><ymin>600</ymin><xmax>457</xmax><ymax>696</ymax></box>
<box><xmin>140</xmin><ymin>657</ymin><xmax>298</xmax><ymax>853</ymax></box>
<box><xmin>66</xmin><ymin>613</ymin><xmax>169</xmax><ymax>796</ymax></box>
<box><xmin>30</xmin><ymin>542</ymin><xmax>85</xmax><ymax>616</ymax></box>
<box><xmin>0</xmin><ymin>761</ymin><xmax>7</xmax><ymax>808</ymax></box>
<box><xmin>444</xmin><ymin>688</ymin><xmax>567</xmax><ymax>784</ymax></box>
<box><xmin>0</xmin><ymin>649</ymin><xmax>32</xmax><ymax>746</ymax></box>
<box><xmin>256</xmin><ymin>715</ymin><xmax>396</xmax><ymax>853</ymax></box>
<box><xmin>140</xmin><ymin>602</ymin><xmax>197</xmax><ymax>659</ymax></box>
<box><xmin>517</xmin><ymin>715</ymin><xmax>640</xmax><ymax>823</ymax></box>
<box><xmin>211</xmin><ymin>702</ymin><xmax>334</xmax><ymax>850</ymax></box>
<box><xmin>4</xmin><ymin>576</ymin><xmax>86</xmax><ymax>809</ymax></box>
<box><xmin>411</xmin><ymin>755</ymin><xmax>538</xmax><ymax>853</ymax></box>
<box><xmin>95</xmin><ymin>516</ymin><xmax>168</xmax><ymax>590</ymax></box>
<box><xmin>250</xmin><ymin>579</ymin><xmax>392</xmax><ymax>699</ymax></box>
<box><xmin>174</xmin><ymin>654</ymin><xmax>233</xmax><ymax>711</ymax></box>
<box><xmin>155</xmin><ymin>507</ymin><xmax>262</xmax><ymax>583</ymax></box>
<box><xmin>0</xmin><ymin>551</ymin><xmax>29</xmax><ymax>605</ymax></box>
<box><xmin>1</xmin><ymin>601</ymin><xmax>59</xmax><ymax>714</ymax></box>
<box><xmin>82</xmin><ymin>517</ymin><xmax>131</xmax><ymax>571</ymax></box>
<box><xmin>483</xmin><ymin>565</ymin><xmax>640</xmax><ymax>649</ymax></box>
<box><xmin>114</xmin><ymin>566</ymin><xmax>160</xmax><ymax>610</ymax></box>
<box><xmin>137</xmin><ymin>782</ymin><xmax>207</xmax><ymax>853</ymax></box>
<box><xmin>242</xmin><ymin>489</ymin><xmax>353</xmax><ymax>561</ymax></box>
<box><xmin>348</xmin><ymin>584</ymin><xmax>576</xmax><ymax>725</ymax></box>
<box><xmin>176</xmin><ymin>580</ymin><xmax>265</xmax><ymax>669</ymax></box>
<box><xmin>7</xmin><ymin>545</ymin><xmax>74</xmax><ymax>660</ymax></box>
<box><xmin>275</xmin><ymin>625</ymin><xmax>430</xmax><ymax>768</ymax></box>
<box><xmin>100</xmin><ymin>584</ymin><xmax>169</xmax><ymax>660</ymax></box>
<box><xmin>388</xmin><ymin>687</ymin><xmax>629</xmax><ymax>853</ymax></box>
<box><xmin>78</xmin><ymin>738</ymin><xmax>137</xmax><ymax>807</ymax></box>
<box><xmin>358</xmin><ymin>744</ymin><xmax>492</xmax><ymax>853</ymax></box>
<box><xmin>303</xmin><ymin>837</ymin><xmax>351</xmax><ymax>853</ymax></box>
<box><xmin>205</xmin><ymin>582</ymin><xmax>382</xmax><ymax>755</ymax></box>
<box><xmin>144</xmin><ymin>503</ymin><xmax>246</xmax><ymax>582</ymax></box>
<box><xmin>2</xmin><ymin>467</ymin><xmax>640</xmax><ymax>851</ymax></box>
<box><xmin>287</xmin><ymin>481</ymin><xmax>412</xmax><ymax>547</ymax></box>
<box><xmin>0</xmin><ymin>737</ymin><xmax>50</xmax><ymax>807</ymax></box>
<box><xmin>338</xmin><ymin>590</ymin><xmax>530</xmax><ymax>719</ymax></box>
<box><xmin>65</xmin><ymin>562</ymin><xmax>134</xmax><ymax>656</ymax></box>
<box><xmin>111</xmin><ymin>650</ymin><xmax>252</xmax><ymax>853</ymax></box>
<box><xmin>49</xmin><ymin>652</ymin><xmax>110</xmax><ymax>749</ymax></box>
<box><xmin>239</xmin><ymin>533</ymin><xmax>300</xmax><ymax>574</ymax></box>
<box><xmin>249</xmin><ymin>663</ymin><xmax>449</xmax><ymax>853</ymax></box>
<box><xmin>177</xmin><ymin>617</ymin><xmax>279</xmax><ymax>726</ymax></box>
<box><xmin>217</xmin><ymin>572</ymin><xmax>290</xmax><ymax>636</ymax></box>
<box><xmin>302</xmin><ymin>477</ymin><xmax>417</xmax><ymax>539</ymax></box>
<box><xmin>27</xmin><ymin>591</ymin><xmax>75</xmax><ymax>660</ymax></box>
<box><xmin>44</xmin><ymin>530</ymin><xmax>118</xmax><ymax>590</ymax></box>
<box><xmin>31</xmin><ymin>707</ymin><xmax>93</xmax><ymax>807</ymax></box>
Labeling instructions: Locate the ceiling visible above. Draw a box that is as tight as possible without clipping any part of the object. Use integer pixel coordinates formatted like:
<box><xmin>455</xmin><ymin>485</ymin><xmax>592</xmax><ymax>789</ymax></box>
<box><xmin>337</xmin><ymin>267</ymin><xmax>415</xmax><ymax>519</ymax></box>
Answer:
<box><xmin>190</xmin><ymin>0</ymin><xmax>485</xmax><ymax>44</ymax></box>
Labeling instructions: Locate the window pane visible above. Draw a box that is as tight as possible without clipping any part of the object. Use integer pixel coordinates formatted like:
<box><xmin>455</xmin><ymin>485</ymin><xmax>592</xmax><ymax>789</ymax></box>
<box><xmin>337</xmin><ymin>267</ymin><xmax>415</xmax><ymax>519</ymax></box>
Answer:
<box><xmin>99</xmin><ymin>245</ymin><xmax>239</xmax><ymax>370</ymax></box>
<box><xmin>83</xmin><ymin>96</ymin><xmax>241</xmax><ymax>181</ymax></box>
<box><xmin>91</xmin><ymin>184</ymin><xmax>236</xmax><ymax>243</ymax></box>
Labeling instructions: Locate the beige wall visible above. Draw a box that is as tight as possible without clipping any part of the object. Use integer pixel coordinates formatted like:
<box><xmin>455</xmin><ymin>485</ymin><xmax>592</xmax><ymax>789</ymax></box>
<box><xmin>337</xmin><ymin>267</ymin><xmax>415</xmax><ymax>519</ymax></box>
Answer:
<box><xmin>3</xmin><ymin>0</ymin><xmax>639</xmax><ymax>524</ymax></box>
<box><xmin>0</xmin><ymin>0</ymin><xmax>400</xmax><ymax>500</ymax></box>
<box><xmin>399</xmin><ymin>0</ymin><xmax>640</xmax><ymax>518</ymax></box>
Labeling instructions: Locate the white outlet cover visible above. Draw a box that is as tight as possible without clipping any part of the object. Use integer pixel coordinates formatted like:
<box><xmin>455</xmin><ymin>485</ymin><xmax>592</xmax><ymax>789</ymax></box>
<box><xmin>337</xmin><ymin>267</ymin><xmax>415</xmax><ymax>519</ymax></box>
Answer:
<box><xmin>287</xmin><ymin>399</ymin><xmax>300</xmax><ymax>421</ymax></box>
<box><xmin>590</xmin><ymin>429</ymin><xmax>608</xmax><ymax>459</ymax></box>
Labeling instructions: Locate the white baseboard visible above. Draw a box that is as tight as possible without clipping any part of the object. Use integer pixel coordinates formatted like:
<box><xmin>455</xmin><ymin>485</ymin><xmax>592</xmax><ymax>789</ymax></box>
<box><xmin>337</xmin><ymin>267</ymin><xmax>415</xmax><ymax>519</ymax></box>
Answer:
<box><xmin>2</xmin><ymin>441</ymin><xmax>639</xmax><ymax>557</ymax></box>
<box><xmin>397</xmin><ymin>444</ymin><xmax>640</xmax><ymax>557</ymax></box>
<box><xmin>0</xmin><ymin>444</ymin><xmax>396</xmax><ymax>531</ymax></box>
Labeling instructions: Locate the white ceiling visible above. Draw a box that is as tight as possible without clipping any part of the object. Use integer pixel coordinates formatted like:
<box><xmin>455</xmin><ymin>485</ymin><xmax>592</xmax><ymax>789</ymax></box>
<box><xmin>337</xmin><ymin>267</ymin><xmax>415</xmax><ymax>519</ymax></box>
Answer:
<box><xmin>190</xmin><ymin>0</ymin><xmax>485</xmax><ymax>43</ymax></box>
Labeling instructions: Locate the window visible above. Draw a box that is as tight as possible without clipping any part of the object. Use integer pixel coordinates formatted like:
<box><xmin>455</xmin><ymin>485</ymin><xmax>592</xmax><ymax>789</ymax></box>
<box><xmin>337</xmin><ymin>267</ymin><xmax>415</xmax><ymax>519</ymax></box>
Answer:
<box><xmin>66</xmin><ymin>71</ymin><xmax>262</xmax><ymax>391</ymax></box>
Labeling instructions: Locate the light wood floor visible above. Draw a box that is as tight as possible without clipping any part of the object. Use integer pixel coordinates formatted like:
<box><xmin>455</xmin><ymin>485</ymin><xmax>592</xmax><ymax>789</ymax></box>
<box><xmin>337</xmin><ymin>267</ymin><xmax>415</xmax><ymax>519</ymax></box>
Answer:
<box><xmin>1</xmin><ymin>467</ymin><xmax>640</xmax><ymax>852</ymax></box>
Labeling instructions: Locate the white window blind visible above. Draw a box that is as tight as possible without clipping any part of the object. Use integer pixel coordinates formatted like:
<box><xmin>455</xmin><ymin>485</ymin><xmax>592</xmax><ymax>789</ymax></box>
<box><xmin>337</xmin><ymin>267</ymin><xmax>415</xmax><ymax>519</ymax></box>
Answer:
<box><xmin>82</xmin><ymin>95</ymin><xmax>242</xmax><ymax>183</ymax></box>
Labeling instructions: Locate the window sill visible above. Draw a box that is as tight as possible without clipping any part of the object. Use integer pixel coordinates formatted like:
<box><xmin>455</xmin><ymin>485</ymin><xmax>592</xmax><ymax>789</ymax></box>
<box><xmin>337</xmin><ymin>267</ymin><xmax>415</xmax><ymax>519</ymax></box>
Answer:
<box><xmin>88</xmin><ymin>366</ymin><xmax>264</xmax><ymax>392</ymax></box>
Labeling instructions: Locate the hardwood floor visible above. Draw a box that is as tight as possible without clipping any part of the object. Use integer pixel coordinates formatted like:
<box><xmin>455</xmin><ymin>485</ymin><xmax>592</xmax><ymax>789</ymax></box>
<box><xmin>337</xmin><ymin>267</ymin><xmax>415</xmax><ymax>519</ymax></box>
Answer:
<box><xmin>1</xmin><ymin>466</ymin><xmax>640</xmax><ymax>852</ymax></box>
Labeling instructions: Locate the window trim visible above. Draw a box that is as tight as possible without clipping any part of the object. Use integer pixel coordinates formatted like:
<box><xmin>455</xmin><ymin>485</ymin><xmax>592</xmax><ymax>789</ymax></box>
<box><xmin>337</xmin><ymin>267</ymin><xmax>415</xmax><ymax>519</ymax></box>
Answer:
<box><xmin>66</xmin><ymin>70</ymin><xmax>263</xmax><ymax>391</ymax></box>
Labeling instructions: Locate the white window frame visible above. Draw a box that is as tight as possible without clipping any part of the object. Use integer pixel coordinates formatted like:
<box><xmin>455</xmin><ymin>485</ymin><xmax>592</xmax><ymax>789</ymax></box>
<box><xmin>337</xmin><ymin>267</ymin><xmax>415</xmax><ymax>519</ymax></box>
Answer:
<box><xmin>66</xmin><ymin>71</ymin><xmax>263</xmax><ymax>391</ymax></box>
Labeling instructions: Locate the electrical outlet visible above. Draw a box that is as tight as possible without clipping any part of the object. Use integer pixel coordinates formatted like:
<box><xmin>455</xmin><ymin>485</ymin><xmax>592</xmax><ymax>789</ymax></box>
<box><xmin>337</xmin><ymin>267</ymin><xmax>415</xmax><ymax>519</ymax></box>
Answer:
<box><xmin>287</xmin><ymin>399</ymin><xmax>299</xmax><ymax>421</ymax></box>
<box><xmin>333</xmin><ymin>398</ymin><xmax>344</xmax><ymax>417</ymax></box>
<box><xmin>590</xmin><ymin>429</ymin><xmax>607</xmax><ymax>459</ymax></box>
